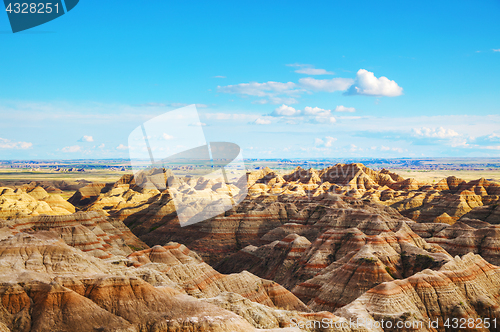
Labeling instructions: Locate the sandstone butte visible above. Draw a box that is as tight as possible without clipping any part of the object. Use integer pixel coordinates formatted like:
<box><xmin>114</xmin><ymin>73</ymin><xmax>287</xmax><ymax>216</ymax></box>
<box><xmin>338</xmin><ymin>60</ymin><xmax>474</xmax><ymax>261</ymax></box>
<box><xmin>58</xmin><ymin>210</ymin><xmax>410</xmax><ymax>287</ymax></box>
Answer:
<box><xmin>0</xmin><ymin>163</ymin><xmax>499</xmax><ymax>331</ymax></box>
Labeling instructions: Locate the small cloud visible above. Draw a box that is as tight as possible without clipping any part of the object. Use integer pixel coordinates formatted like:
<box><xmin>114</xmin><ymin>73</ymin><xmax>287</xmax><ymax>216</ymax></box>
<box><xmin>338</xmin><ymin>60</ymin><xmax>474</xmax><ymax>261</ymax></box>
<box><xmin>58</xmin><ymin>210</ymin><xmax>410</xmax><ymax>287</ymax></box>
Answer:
<box><xmin>345</xmin><ymin>69</ymin><xmax>403</xmax><ymax>97</ymax></box>
<box><xmin>136</xmin><ymin>102</ymin><xmax>209</xmax><ymax>108</ymax></box>
<box><xmin>218</xmin><ymin>81</ymin><xmax>303</xmax><ymax>104</ymax></box>
<box><xmin>62</xmin><ymin>145</ymin><xmax>81</xmax><ymax>153</ymax></box>
<box><xmin>381</xmin><ymin>146</ymin><xmax>404</xmax><ymax>153</ymax></box>
<box><xmin>169</xmin><ymin>103</ymin><xmax>209</xmax><ymax>108</ymax></box>
<box><xmin>189</xmin><ymin>121</ymin><xmax>207</xmax><ymax>126</ymax></box>
<box><xmin>79</xmin><ymin>135</ymin><xmax>94</xmax><ymax>142</ymax></box>
<box><xmin>303</xmin><ymin>106</ymin><xmax>331</xmax><ymax>117</ymax></box>
<box><xmin>214</xmin><ymin>75</ymin><xmax>226</xmax><ymax>78</ymax></box>
<box><xmin>299</xmin><ymin>77</ymin><xmax>354</xmax><ymax>92</ymax></box>
<box><xmin>116</xmin><ymin>144</ymin><xmax>129</xmax><ymax>150</ymax></box>
<box><xmin>269</xmin><ymin>104</ymin><xmax>336</xmax><ymax>124</ymax></box>
<box><xmin>98</xmin><ymin>143</ymin><xmax>105</xmax><ymax>148</ymax></box>
<box><xmin>315</xmin><ymin>136</ymin><xmax>337</xmax><ymax>147</ymax></box>
<box><xmin>252</xmin><ymin>97</ymin><xmax>299</xmax><ymax>105</ymax></box>
<box><xmin>334</xmin><ymin>105</ymin><xmax>356</xmax><ymax>113</ymax></box>
<box><xmin>163</xmin><ymin>133</ymin><xmax>174</xmax><ymax>140</ymax></box>
<box><xmin>271</xmin><ymin>104</ymin><xmax>301</xmax><ymax>116</ymax></box>
<box><xmin>295</xmin><ymin>68</ymin><xmax>334</xmax><ymax>75</ymax></box>
<box><xmin>287</xmin><ymin>64</ymin><xmax>334</xmax><ymax>75</ymax></box>
<box><xmin>0</xmin><ymin>138</ymin><xmax>33</xmax><ymax>150</ymax></box>
<box><xmin>413</xmin><ymin>127</ymin><xmax>459</xmax><ymax>139</ymax></box>
<box><xmin>311</xmin><ymin>116</ymin><xmax>336</xmax><ymax>124</ymax></box>
<box><xmin>254</xmin><ymin>118</ymin><xmax>272</xmax><ymax>125</ymax></box>
<box><xmin>493</xmin><ymin>49</ymin><xmax>500</xmax><ymax>52</ymax></box>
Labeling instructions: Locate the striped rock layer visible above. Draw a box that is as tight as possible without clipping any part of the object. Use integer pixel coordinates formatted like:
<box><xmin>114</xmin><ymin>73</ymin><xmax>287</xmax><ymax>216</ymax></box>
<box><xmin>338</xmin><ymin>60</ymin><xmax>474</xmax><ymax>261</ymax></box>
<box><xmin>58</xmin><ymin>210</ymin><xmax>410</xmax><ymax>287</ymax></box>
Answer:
<box><xmin>0</xmin><ymin>211</ymin><xmax>147</xmax><ymax>259</ymax></box>
<box><xmin>0</xmin><ymin>231</ymin><xmax>360</xmax><ymax>332</ymax></box>
<box><xmin>337</xmin><ymin>253</ymin><xmax>500</xmax><ymax>332</ymax></box>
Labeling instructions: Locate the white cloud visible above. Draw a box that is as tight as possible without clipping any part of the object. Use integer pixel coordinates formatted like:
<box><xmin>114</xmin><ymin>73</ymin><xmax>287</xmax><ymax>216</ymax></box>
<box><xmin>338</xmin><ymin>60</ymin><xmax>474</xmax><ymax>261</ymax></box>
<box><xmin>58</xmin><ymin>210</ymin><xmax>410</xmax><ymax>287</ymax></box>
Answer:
<box><xmin>98</xmin><ymin>143</ymin><xmax>105</xmax><ymax>148</ymax></box>
<box><xmin>214</xmin><ymin>75</ymin><xmax>226</xmax><ymax>78</ymax></box>
<box><xmin>0</xmin><ymin>138</ymin><xmax>33</xmax><ymax>149</ymax></box>
<box><xmin>189</xmin><ymin>121</ymin><xmax>207</xmax><ymax>126</ymax></box>
<box><xmin>254</xmin><ymin>118</ymin><xmax>272</xmax><ymax>125</ymax></box>
<box><xmin>312</xmin><ymin>116</ymin><xmax>336</xmax><ymax>124</ymax></box>
<box><xmin>163</xmin><ymin>133</ymin><xmax>174</xmax><ymax>140</ymax></box>
<box><xmin>116</xmin><ymin>144</ymin><xmax>129</xmax><ymax>150</ymax></box>
<box><xmin>381</xmin><ymin>146</ymin><xmax>404</xmax><ymax>153</ymax></box>
<box><xmin>315</xmin><ymin>136</ymin><xmax>337</xmax><ymax>147</ymax></box>
<box><xmin>493</xmin><ymin>49</ymin><xmax>500</xmax><ymax>52</ymax></box>
<box><xmin>286</xmin><ymin>63</ymin><xmax>333</xmax><ymax>75</ymax></box>
<box><xmin>295</xmin><ymin>68</ymin><xmax>334</xmax><ymax>75</ymax></box>
<box><xmin>334</xmin><ymin>105</ymin><xmax>356</xmax><ymax>113</ymax></box>
<box><xmin>204</xmin><ymin>113</ymin><xmax>258</xmax><ymax>121</ymax></box>
<box><xmin>62</xmin><ymin>145</ymin><xmax>81</xmax><ymax>153</ymax></box>
<box><xmin>79</xmin><ymin>135</ymin><xmax>94</xmax><ymax>142</ymax></box>
<box><xmin>218</xmin><ymin>81</ymin><xmax>301</xmax><ymax>105</ymax></box>
<box><xmin>270</xmin><ymin>104</ymin><xmax>336</xmax><ymax>124</ymax></box>
<box><xmin>413</xmin><ymin>127</ymin><xmax>459</xmax><ymax>139</ymax></box>
<box><xmin>298</xmin><ymin>77</ymin><xmax>354</xmax><ymax>92</ymax></box>
<box><xmin>271</xmin><ymin>104</ymin><xmax>301</xmax><ymax>116</ymax></box>
<box><xmin>253</xmin><ymin>96</ymin><xmax>299</xmax><ymax>105</ymax></box>
<box><xmin>303</xmin><ymin>106</ymin><xmax>331</xmax><ymax>117</ymax></box>
<box><xmin>345</xmin><ymin>69</ymin><xmax>403</xmax><ymax>97</ymax></box>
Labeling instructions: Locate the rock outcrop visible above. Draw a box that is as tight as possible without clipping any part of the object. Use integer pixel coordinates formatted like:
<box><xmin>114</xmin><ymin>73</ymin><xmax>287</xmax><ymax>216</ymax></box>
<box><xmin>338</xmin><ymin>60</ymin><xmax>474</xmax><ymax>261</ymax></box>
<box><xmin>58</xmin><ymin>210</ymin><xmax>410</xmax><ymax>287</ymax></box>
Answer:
<box><xmin>0</xmin><ymin>186</ymin><xmax>75</xmax><ymax>219</ymax></box>
<box><xmin>0</xmin><ymin>211</ymin><xmax>148</xmax><ymax>258</ymax></box>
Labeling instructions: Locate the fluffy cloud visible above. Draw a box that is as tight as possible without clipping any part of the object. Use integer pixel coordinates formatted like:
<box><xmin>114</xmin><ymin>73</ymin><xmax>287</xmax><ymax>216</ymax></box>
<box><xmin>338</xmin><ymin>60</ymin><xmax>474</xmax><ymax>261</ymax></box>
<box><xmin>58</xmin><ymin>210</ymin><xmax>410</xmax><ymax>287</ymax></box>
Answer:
<box><xmin>219</xmin><ymin>68</ymin><xmax>401</xmax><ymax>104</ymax></box>
<box><xmin>116</xmin><ymin>144</ymin><xmax>129</xmax><ymax>150</ymax></box>
<box><xmin>0</xmin><ymin>138</ymin><xmax>32</xmax><ymax>149</ymax></box>
<box><xmin>315</xmin><ymin>136</ymin><xmax>337</xmax><ymax>147</ymax></box>
<box><xmin>334</xmin><ymin>105</ymin><xmax>356</xmax><ymax>113</ymax></box>
<box><xmin>271</xmin><ymin>104</ymin><xmax>301</xmax><ymax>116</ymax></box>
<box><xmin>270</xmin><ymin>105</ymin><xmax>336</xmax><ymax>124</ymax></box>
<box><xmin>298</xmin><ymin>77</ymin><xmax>354</xmax><ymax>92</ymax></box>
<box><xmin>163</xmin><ymin>133</ymin><xmax>174</xmax><ymax>140</ymax></box>
<box><xmin>303</xmin><ymin>106</ymin><xmax>331</xmax><ymax>117</ymax></box>
<box><xmin>254</xmin><ymin>118</ymin><xmax>272</xmax><ymax>125</ymax></box>
<box><xmin>345</xmin><ymin>69</ymin><xmax>403</xmax><ymax>97</ymax></box>
<box><xmin>79</xmin><ymin>135</ymin><xmax>94</xmax><ymax>142</ymax></box>
<box><xmin>413</xmin><ymin>127</ymin><xmax>459</xmax><ymax>139</ymax></box>
<box><xmin>61</xmin><ymin>145</ymin><xmax>81</xmax><ymax>153</ymax></box>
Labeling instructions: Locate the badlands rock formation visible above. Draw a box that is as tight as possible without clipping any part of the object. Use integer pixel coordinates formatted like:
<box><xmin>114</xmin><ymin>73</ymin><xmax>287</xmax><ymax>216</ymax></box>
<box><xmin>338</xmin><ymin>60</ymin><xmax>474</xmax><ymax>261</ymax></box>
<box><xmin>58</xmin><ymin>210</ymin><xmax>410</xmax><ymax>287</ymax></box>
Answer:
<box><xmin>68</xmin><ymin>165</ymin><xmax>500</xmax><ymax>260</ymax></box>
<box><xmin>1</xmin><ymin>163</ymin><xmax>486</xmax><ymax>331</ymax></box>
<box><xmin>0</xmin><ymin>211</ymin><xmax>147</xmax><ymax>258</ymax></box>
<box><xmin>0</xmin><ymin>230</ymin><xmax>349</xmax><ymax>332</ymax></box>
<box><xmin>0</xmin><ymin>186</ymin><xmax>75</xmax><ymax>219</ymax></box>
<box><xmin>336</xmin><ymin>253</ymin><xmax>500</xmax><ymax>332</ymax></box>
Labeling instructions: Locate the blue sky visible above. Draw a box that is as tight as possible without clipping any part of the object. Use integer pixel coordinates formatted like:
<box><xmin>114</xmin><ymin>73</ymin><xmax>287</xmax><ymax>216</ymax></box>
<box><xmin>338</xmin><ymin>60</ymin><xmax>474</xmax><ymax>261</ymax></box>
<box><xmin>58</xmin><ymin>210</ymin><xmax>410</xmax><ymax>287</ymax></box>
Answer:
<box><xmin>0</xmin><ymin>0</ymin><xmax>499</xmax><ymax>160</ymax></box>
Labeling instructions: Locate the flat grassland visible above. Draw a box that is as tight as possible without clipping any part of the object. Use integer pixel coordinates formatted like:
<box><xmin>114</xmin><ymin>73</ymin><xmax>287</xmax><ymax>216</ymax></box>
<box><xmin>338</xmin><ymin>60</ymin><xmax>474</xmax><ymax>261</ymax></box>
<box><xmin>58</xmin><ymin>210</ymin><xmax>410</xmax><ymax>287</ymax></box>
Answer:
<box><xmin>391</xmin><ymin>169</ymin><xmax>500</xmax><ymax>184</ymax></box>
<box><xmin>0</xmin><ymin>170</ymin><xmax>125</xmax><ymax>183</ymax></box>
<box><xmin>0</xmin><ymin>170</ymin><xmax>126</xmax><ymax>199</ymax></box>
